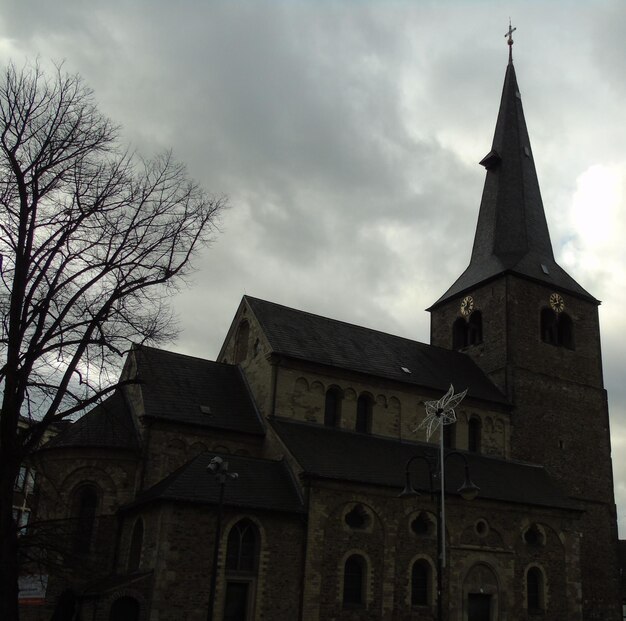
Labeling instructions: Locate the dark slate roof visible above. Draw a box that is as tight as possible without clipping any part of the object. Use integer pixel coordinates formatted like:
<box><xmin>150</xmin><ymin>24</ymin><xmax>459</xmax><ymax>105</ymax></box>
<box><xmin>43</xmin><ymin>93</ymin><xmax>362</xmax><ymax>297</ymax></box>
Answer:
<box><xmin>432</xmin><ymin>61</ymin><xmax>596</xmax><ymax>308</ymax></box>
<box><xmin>43</xmin><ymin>391</ymin><xmax>139</xmax><ymax>452</ymax></box>
<box><xmin>246</xmin><ymin>296</ymin><xmax>508</xmax><ymax>406</ymax></box>
<box><xmin>271</xmin><ymin>418</ymin><xmax>579</xmax><ymax>511</ymax></box>
<box><xmin>128</xmin><ymin>452</ymin><xmax>305</xmax><ymax>514</ymax></box>
<box><xmin>134</xmin><ymin>345</ymin><xmax>265</xmax><ymax>435</ymax></box>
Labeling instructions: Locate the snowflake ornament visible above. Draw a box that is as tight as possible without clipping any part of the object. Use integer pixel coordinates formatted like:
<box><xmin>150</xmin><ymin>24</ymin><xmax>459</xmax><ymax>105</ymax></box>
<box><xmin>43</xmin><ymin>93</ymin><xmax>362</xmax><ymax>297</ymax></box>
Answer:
<box><xmin>419</xmin><ymin>384</ymin><xmax>468</xmax><ymax>441</ymax></box>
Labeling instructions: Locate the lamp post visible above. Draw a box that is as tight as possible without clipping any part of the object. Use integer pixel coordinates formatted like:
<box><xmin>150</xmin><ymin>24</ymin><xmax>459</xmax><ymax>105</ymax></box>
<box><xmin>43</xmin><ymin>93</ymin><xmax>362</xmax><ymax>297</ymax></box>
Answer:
<box><xmin>399</xmin><ymin>450</ymin><xmax>479</xmax><ymax>621</ymax></box>
<box><xmin>206</xmin><ymin>456</ymin><xmax>238</xmax><ymax>621</ymax></box>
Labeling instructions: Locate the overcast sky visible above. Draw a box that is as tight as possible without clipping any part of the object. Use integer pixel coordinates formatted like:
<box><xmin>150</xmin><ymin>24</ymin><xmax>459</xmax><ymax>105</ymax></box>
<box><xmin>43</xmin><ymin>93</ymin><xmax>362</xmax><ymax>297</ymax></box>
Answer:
<box><xmin>3</xmin><ymin>0</ymin><xmax>626</xmax><ymax>533</ymax></box>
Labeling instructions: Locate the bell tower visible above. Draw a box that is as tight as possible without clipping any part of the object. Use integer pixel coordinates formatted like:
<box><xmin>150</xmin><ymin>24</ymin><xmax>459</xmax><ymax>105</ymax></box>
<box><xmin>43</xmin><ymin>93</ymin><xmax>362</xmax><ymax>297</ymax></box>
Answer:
<box><xmin>429</xmin><ymin>45</ymin><xmax>620</xmax><ymax>619</ymax></box>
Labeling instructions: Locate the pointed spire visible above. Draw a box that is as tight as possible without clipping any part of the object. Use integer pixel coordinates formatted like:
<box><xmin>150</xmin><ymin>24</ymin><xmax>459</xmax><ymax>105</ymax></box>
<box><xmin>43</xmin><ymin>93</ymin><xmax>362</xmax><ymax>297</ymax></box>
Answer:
<box><xmin>431</xmin><ymin>44</ymin><xmax>596</xmax><ymax>308</ymax></box>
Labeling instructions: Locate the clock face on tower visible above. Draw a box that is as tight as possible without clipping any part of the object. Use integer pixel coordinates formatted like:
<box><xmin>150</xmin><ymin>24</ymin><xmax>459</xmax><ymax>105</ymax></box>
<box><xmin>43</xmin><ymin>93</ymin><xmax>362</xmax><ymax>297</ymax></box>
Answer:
<box><xmin>460</xmin><ymin>295</ymin><xmax>474</xmax><ymax>317</ymax></box>
<box><xmin>549</xmin><ymin>292</ymin><xmax>565</xmax><ymax>313</ymax></box>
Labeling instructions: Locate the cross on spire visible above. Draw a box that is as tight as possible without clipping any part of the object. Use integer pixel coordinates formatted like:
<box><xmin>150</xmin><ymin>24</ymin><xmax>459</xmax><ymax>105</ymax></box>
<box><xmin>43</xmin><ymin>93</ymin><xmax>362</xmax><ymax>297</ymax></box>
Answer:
<box><xmin>505</xmin><ymin>20</ymin><xmax>516</xmax><ymax>63</ymax></box>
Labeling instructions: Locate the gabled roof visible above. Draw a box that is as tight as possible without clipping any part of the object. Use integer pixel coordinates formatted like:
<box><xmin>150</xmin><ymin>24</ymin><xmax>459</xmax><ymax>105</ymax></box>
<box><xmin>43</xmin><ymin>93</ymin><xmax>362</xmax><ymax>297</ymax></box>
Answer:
<box><xmin>43</xmin><ymin>391</ymin><xmax>139</xmax><ymax>452</ymax></box>
<box><xmin>245</xmin><ymin>296</ymin><xmax>508</xmax><ymax>406</ymax></box>
<box><xmin>133</xmin><ymin>345</ymin><xmax>265</xmax><ymax>436</ymax></box>
<box><xmin>271</xmin><ymin>418</ymin><xmax>579</xmax><ymax>511</ymax></box>
<box><xmin>128</xmin><ymin>452</ymin><xmax>305</xmax><ymax>514</ymax></box>
<box><xmin>432</xmin><ymin>60</ymin><xmax>596</xmax><ymax>308</ymax></box>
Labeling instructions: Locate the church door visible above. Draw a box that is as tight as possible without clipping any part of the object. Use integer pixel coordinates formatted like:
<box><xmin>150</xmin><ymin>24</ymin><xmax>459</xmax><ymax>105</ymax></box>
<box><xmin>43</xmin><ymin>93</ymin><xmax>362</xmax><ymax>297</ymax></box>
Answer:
<box><xmin>467</xmin><ymin>593</ymin><xmax>491</xmax><ymax>621</ymax></box>
<box><xmin>223</xmin><ymin>581</ymin><xmax>250</xmax><ymax>621</ymax></box>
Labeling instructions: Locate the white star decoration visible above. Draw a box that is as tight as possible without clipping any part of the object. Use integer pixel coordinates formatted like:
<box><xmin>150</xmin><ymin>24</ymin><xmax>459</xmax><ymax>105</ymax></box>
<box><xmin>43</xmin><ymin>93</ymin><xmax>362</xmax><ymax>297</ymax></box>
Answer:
<box><xmin>419</xmin><ymin>385</ymin><xmax>468</xmax><ymax>441</ymax></box>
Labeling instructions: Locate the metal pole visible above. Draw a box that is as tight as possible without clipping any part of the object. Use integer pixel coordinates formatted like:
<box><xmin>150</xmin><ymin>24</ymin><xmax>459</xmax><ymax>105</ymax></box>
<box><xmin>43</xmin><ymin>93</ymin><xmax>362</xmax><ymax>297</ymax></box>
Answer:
<box><xmin>438</xmin><ymin>425</ymin><xmax>444</xmax><ymax>621</ymax></box>
<box><xmin>207</xmin><ymin>481</ymin><xmax>225</xmax><ymax>621</ymax></box>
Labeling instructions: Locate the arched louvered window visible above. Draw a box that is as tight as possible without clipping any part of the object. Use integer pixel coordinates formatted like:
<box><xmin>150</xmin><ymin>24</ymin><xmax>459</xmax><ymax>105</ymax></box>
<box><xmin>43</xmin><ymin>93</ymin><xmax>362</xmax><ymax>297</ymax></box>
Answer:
<box><xmin>324</xmin><ymin>387</ymin><xmax>342</xmax><ymax>427</ymax></box>
<box><xmin>468</xmin><ymin>311</ymin><xmax>483</xmax><ymax>345</ymax></box>
<box><xmin>355</xmin><ymin>394</ymin><xmax>373</xmax><ymax>434</ymax></box>
<box><xmin>558</xmin><ymin>312</ymin><xmax>574</xmax><ymax>349</ymax></box>
<box><xmin>541</xmin><ymin>308</ymin><xmax>558</xmax><ymax>345</ymax></box>
<box><xmin>411</xmin><ymin>559</ymin><xmax>431</xmax><ymax>606</ymax></box>
<box><xmin>527</xmin><ymin>566</ymin><xmax>545</xmax><ymax>612</ymax></box>
<box><xmin>453</xmin><ymin>318</ymin><xmax>467</xmax><ymax>349</ymax></box>
<box><xmin>72</xmin><ymin>484</ymin><xmax>98</xmax><ymax>553</ymax></box>
<box><xmin>128</xmin><ymin>518</ymin><xmax>144</xmax><ymax>572</ymax></box>
<box><xmin>343</xmin><ymin>554</ymin><xmax>366</xmax><ymax>606</ymax></box>
<box><xmin>541</xmin><ymin>308</ymin><xmax>575</xmax><ymax>349</ymax></box>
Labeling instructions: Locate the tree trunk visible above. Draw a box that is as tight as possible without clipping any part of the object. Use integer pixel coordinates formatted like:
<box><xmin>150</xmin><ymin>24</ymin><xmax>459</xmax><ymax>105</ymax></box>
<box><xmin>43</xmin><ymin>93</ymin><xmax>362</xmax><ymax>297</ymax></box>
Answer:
<box><xmin>0</xmin><ymin>446</ymin><xmax>20</xmax><ymax>621</ymax></box>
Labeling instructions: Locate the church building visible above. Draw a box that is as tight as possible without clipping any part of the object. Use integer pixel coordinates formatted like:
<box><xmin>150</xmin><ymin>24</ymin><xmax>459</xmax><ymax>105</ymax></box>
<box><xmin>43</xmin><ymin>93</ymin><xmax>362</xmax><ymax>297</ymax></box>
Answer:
<box><xmin>23</xmin><ymin>46</ymin><xmax>621</xmax><ymax>621</ymax></box>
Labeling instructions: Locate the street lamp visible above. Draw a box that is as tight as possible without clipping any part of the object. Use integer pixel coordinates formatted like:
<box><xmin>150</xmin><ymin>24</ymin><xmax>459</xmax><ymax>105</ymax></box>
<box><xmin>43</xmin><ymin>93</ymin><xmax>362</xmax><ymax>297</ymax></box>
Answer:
<box><xmin>399</xmin><ymin>450</ymin><xmax>479</xmax><ymax>621</ymax></box>
<box><xmin>206</xmin><ymin>456</ymin><xmax>238</xmax><ymax>621</ymax></box>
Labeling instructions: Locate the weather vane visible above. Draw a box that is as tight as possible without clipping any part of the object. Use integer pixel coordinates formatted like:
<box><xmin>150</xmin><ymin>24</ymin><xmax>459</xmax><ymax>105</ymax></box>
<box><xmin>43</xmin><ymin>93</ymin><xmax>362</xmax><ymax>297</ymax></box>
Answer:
<box><xmin>505</xmin><ymin>19</ymin><xmax>516</xmax><ymax>63</ymax></box>
<box><xmin>419</xmin><ymin>384</ymin><xmax>467</xmax><ymax>441</ymax></box>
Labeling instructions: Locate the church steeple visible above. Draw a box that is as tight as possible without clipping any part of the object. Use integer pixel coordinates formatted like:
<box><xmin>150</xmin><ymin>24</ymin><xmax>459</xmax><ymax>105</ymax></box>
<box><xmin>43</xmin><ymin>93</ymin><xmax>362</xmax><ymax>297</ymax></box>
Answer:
<box><xmin>432</xmin><ymin>53</ymin><xmax>597</xmax><ymax>308</ymax></box>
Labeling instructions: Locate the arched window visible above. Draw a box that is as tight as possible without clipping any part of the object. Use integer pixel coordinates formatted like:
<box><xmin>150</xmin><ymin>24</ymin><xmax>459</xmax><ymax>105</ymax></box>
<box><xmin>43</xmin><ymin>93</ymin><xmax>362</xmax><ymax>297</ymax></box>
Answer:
<box><xmin>324</xmin><ymin>387</ymin><xmax>342</xmax><ymax>428</ymax></box>
<box><xmin>541</xmin><ymin>308</ymin><xmax>575</xmax><ymax>349</ymax></box>
<box><xmin>343</xmin><ymin>554</ymin><xmax>366</xmax><ymax>606</ymax></box>
<box><xmin>109</xmin><ymin>596</ymin><xmax>140</xmax><ymax>621</ymax></box>
<box><xmin>411</xmin><ymin>559</ymin><xmax>431</xmax><ymax>606</ymax></box>
<box><xmin>225</xmin><ymin>520</ymin><xmax>259</xmax><ymax>621</ymax></box>
<box><xmin>128</xmin><ymin>518</ymin><xmax>144</xmax><ymax>572</ymax></box>
<box><xmin>468</xmin><ymin>417</ymin><xmax>481</xmax><ymax>453</ymax></box>
<box><xmin>541</xmin><ymin>308</ymin><xmax>558</xmax><ymax>344</ymax></box>
<box><xmin>468</xmin><ymin>311</ymin><xmax>483</xmax><ymax>345</ymax></box>
<box><xmin>72</xmin><ymin>484</ymin><xmax>98</xmax><ymax>553</ymax></box>
<box><xmin>234</xmin><ymin>321</ymin><xmax>250</xmax><ymax>363</ymax></box>
<box><xmin>526</xmin><ymin>567</ymin><xmax>545</xmax><ymax>612</ymax></box>
<box><xmin>453</xmin><ymin>318</ymin><xmax>467</xmax><ymax>349</ymax></box>
<box><xmin>355</xmin><ymin>394</ymin><xmax>373</xmax><ymax>434</ymax></box>
<box><xmin>226</xmin><ymin>519</ymin><xmax>259</xmax><ymax>573</ymax></box>
<box><xmin>558</xmin><ymin>313</ymin><xmax>574</xmax><ymax>349</ymax></box>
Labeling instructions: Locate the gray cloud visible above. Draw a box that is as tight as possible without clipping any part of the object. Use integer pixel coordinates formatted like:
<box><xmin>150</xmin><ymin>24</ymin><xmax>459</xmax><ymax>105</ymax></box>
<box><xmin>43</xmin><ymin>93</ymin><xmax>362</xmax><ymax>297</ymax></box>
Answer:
<box><xmin>4</xmin><ymin>0</ymin><xmax>626</xmax><ymax>533</ymax></box>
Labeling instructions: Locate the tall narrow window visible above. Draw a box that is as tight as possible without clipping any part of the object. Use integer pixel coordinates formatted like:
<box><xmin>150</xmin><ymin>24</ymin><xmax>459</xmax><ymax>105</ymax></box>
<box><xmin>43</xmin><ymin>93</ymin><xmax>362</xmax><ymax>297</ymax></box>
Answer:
<box><xmin>468</xmin><ymin>311</ymin><xmax>483</xmax><ymax>345</ymax></box>
<box><xmin>541</xmin><ymin>308</ymin><xmax>558</xmax><ymax>345</ymax></box>
<box><xmin>324</xmin><ymin>387</ymin><xmax>342</xmax><ymax>427</ymax></box>
<box><xmin>355</xmin><ymin>394</ymin><xmax>373</xmax><ymax>434</ymax></box>
<box><xmin>225</xmin><ymin>519</ymin><xmax>259</xmax><ymax>621</ymax></box>
<box><xmin>468</xmin><ymin>417</ymin><xmax>481</xmax><ymax>453</ymax></box>
<box><xmin>527</xmin><ymin>567</ymin><xmax>544</xmax><ymax>612</ymax></box>
<box><xmin>343</xmin><ymin>555</ymin><xmax>366</xmax><ymax>606</ymax></box>
<box><xmin>411</xmin><ymin>560</ymin><xmax>430</xmax><ymax>606</ymax></box>
<box><xmin>128</xmin><ymin>518</ymin><xmax>144</xmax><ymax>572</ymax></box>
<box><xmin>234</xmin><ymin>321</ymin><xmax>250</xmax><ymax>363</ymax></box>
<box><xmin>558</xmin><ymin>313</ymin><xmax>574</xmax><ymax>349</ymax></box>
<box><xmin>226</xmin><ymin>519</ymin><xmax>258</xmax><ymax>572</ymax></box>
<box><xmin>72</xmin><ymin>484</ymin><xmax>98</xmax><ymax>553</ymax></box>
<box><xmin>453</xmin><ymin>318</ymin><xmax>467</xmax><ymax>349</ymax></box>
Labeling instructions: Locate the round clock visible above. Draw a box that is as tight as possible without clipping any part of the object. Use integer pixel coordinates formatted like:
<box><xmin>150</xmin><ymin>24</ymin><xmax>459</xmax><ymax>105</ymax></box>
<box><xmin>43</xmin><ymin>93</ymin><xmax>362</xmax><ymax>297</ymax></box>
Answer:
<box><xmin>460</xmin><ymin>295</ymin><xmax>474</xmax><ymax>317</ymax></box>
<box><xmin>549</xmin><ymin>293</ymin><xmax>565</xmax><ymax>313</ymax></box>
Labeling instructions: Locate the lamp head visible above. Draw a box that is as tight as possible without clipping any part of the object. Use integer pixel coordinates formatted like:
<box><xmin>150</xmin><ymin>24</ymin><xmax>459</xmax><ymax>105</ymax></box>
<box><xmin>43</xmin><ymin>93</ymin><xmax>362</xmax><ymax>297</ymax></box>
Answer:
<box><xmin>398</xmin><ymin>471</ymin><xmax>420</xmax><ymax>498</ymax></box>
<box><xmin>457</xmin><ymin>466</ymin><xmax>479</xmax><ymax>501</ymax></box>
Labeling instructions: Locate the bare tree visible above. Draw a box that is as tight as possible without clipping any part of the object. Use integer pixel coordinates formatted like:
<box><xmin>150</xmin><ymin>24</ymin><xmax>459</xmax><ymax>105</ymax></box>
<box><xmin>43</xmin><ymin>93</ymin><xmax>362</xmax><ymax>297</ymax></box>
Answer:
<box><xmin>0</xmin><ymin>61</ymin><xmax>225</xmax><ymax>620</ymax></box>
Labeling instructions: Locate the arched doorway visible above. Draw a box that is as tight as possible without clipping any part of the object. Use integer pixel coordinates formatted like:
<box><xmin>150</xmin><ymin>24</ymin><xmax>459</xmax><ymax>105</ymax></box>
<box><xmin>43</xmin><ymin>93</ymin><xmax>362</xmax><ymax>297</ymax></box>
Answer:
<box><xmin>463</xmin><ymin>563</ymin><xmax>499</xmax><ymax>621</ymax></box>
